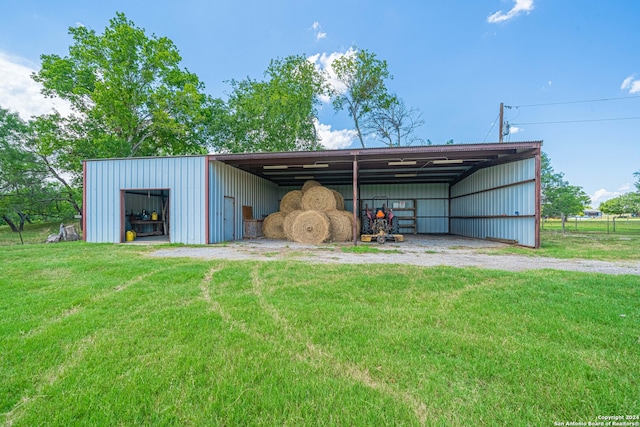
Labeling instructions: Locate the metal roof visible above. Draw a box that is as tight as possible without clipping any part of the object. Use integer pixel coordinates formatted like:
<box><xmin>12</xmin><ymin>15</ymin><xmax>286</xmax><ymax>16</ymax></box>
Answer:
<box><xmin>209</xmin><ymin>141</ymin><xmax>542</xmax><ymax>187</ymax></box>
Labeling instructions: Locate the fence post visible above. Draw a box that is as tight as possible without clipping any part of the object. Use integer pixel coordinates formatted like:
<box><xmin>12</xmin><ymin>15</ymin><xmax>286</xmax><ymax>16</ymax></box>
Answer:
<box><xmin>613</xmin><ymin>217</ymin><xmax>616</xmax><ymax>233</ymax></box>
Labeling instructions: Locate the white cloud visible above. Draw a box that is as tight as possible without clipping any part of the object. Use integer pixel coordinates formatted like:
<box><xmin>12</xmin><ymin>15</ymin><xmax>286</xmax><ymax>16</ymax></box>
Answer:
<box><xmin>310</xmin><ymin>21</ymin><xmax>327</xmax><ymax>41</ymax></box>
<box><xmin>591</xmin><ymin>183</ymin><xmax>632</xmax><ymax>206</ymax></box>
<box><xmin>621</xmin><ymin>75</ymin><xmax>640</xmax><ymax>94</ymax></box>
<box><xmin>0</xmin><ymin>51</ymin><xmax>72</xmax><ymax>119</ymax></box>
<box><xmin>509</xmin><ymin>125</ymin><xmax>522</xmax><ymax>134</ymax></box>
<box><xmin>315</xmin><ymin>120</ymin><xmax>356</xmax><ymax>149</ymax></box>
<box><xmin>307</xmin><ymin>48</ymin><xmax>356</xmax><ymax>102</ymax></box>
<box><xmin>487</xmin><ymin>0</ymin><xmax>534</xmax><ymax>24</ymax></box>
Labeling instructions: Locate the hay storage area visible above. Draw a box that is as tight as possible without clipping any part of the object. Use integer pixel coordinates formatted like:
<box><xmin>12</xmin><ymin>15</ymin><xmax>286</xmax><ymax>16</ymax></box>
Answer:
<box><xmin>262</xmin><ymin>180</ymin><xmax>356</xmax><ymax>244</ymax></box>
<box><xmin>291</xmin><ymin>211</ymin><xmax>331</xmax><ymax>244</ymax></box>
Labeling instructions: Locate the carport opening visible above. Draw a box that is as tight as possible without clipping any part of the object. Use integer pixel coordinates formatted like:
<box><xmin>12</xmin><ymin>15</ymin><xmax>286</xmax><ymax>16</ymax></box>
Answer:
<box><xmin>210</xmin><ymin>142</ymin><xmax>542</xmax><ymax>248</ymax></box>
<box><xmin>122</xmin><ymin>189</ymin><xmax>170</xmax><ymax>243</ymax></box>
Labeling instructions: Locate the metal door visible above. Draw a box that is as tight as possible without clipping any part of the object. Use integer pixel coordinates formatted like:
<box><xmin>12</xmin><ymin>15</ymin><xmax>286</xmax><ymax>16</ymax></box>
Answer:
<box><xmin>223</xmin><ymin>196</ymin><xmax>235</xmax><ymax>241</ymax></box>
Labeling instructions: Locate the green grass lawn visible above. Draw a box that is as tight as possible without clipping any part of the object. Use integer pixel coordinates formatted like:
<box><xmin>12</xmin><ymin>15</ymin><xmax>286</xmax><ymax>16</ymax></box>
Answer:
<box><xmin>492</xmin><ymin>231</ymin><xmax>640</xmax><ymax>261</ymax></box>
<box><xmin>1</xmin><ymin>241</ymin><xmax>638</xmax><ymax>426</ymax></box>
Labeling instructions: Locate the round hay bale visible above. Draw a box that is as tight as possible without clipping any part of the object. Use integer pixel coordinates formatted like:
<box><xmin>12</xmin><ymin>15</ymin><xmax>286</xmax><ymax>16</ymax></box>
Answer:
<box><xmin>301</xmin><ymin>180</ymin><xmax>322</xmax><ymax>193</ymax></box>
<box><xmin>341</xmin><ymin>211</ymin><xmax>361</xmax><ymax>240</ymax></box>
<box><xmin>301</xmin><ymin>186</ymin><xmax>337</xmax><ymax>211</ymax></box>
<box><xmin>283</xmin><ymin>210</ymin><xmax>305</xmax><ymax>241</ymax></box>
<box><xmin>331</xmin><ymin>189</ymin><xmax>345</xmax><ymax>210</ymax></box>
<box><xmin>291</xmin><ymin>210</ymin><xmax>331</xmax><ymax>244</ymax></box>
<box><xmin>280</xmin><ymin>190</ymin><xmax>303</xmax><ymax>214</ymax></box>
<box><xmin>263</xmin><ymin>212</ymin><xmax>286</xmax><ymax>239</ymax></box>
<box><xmin>342</xmin><ymin>210</ymin><xmax>360</xmax><ymax>233</ymax></box>
<box><xmin>326</xmin><ymin>210</ymin><xmax>353</xmax><ymax>242</ymax></box>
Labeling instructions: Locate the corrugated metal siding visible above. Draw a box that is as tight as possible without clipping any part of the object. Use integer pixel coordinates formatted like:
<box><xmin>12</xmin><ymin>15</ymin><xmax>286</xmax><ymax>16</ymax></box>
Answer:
<box><xmin>85</xmin><ymin>156</ymin><xmax>207</xmax><ymax>244</ymax></box>
<box><xmin>360</xmin><ymin>183</ymin><xmax>448</xmax><ymax>199</ymax></box>
<box><xmin>451</xmin><ymin>159</ymin><xmax>535</xmax><ymax>197</ymax></box>
<box><xmin>209</xmin><ymin>161</ymin><xmax>279</xmax><ymax>243</ymax></box>
<box><xmin>450</xmin><ymin>181</ymin><xmax>535</xmax><ymax>217</ymax></box>
<box><xmin>125</xmin><ymin>193</ymin><xmax>163</xmax><ymax>217</ymax></box>
<box><xmin>450</xmin><ymin>158</ymin><xmax>537</xmax><ymax>247</ymax></box>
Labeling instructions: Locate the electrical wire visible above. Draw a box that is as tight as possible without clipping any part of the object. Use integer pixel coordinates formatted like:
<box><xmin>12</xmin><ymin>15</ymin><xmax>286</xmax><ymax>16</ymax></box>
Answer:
<box><xmin>482</xmin><ymin>113</ymin><xmax>500</xmax><ymax>143</ymax></box>
<box><xmin>510</xmin><ymin>95</ymin><xmax>640</xmax><ymax>109</ymax></box>
<box><xmin>512</xmin><ymin>116</ymin><xmax>640</xmax><ymax>126</ymax></box>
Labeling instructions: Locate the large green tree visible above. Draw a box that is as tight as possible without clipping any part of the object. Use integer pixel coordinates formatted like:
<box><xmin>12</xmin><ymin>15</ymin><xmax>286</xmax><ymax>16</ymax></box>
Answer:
<box><xmin>0</xmin><ymin>108</ymin><xmax>55</xmax><ymax>234</ymax></box>
<box><xmin>599</xmin><ymin>170</ymin><xmax>640</xmax><ymax>216</ymax></box>
<box><xmin>26</xmin><ymin>113</ymin><xmax>84</xmax><ymax>216</ymax></box>
<box><xmin>331</xmin><ymin>48</ymin><xmax>393</xmax><ymax>148</ymax></box>
<box><xmin>33</xmin><ymin>12</ymin><xmax>214</xmax><ymax>165</ymax></box>
<box><xmin>540</xmin><ymin>152</ymin><xmax>590</xmax><ymax>231</ymax></box>
<box><xmin>599</xmin><ymin>193</ymin><xmax>640</xmax><ymax>216</ymax></box>
<box><xmin>216</xmin><ymin>55</ymin><xmax>328</xmax><ymax>153</ymax></box>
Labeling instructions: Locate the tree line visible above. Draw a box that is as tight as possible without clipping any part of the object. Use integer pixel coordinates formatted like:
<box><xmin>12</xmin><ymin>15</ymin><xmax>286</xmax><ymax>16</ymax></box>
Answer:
<box><xmin>598</xmin><ymin>172</ymin><xmax>640</xmax><ymax>217</ymax></box>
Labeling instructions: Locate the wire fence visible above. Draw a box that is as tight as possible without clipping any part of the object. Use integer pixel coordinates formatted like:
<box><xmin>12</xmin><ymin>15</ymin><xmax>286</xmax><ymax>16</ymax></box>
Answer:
<box><xmin>541</xmin><ymin>216</ymin><xmax>640</xmax><ymax>235</ymax></box>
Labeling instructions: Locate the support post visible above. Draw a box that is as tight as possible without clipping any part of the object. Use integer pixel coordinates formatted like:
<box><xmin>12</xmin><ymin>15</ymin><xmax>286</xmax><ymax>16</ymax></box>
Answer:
<box><xmin>499</xmin><ymin>102</ymin><xmax>504</xmax><ymax>143</ymax></box>
<box><xmin>352</xmin><ymin>158</ymin><xmax>359</xmax><ymax>246</ymax></box>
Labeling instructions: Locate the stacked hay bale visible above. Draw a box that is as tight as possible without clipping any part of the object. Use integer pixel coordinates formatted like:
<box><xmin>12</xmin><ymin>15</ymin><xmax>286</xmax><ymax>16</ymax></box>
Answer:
<box><xmin>263</xmin><ymin>180</ymin><xmax>357</xmax><ymax>244</ymax></box>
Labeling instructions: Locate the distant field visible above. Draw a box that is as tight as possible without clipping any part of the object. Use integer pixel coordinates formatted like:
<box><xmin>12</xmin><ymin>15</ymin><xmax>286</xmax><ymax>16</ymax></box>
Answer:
<box><xmin>541</xmin><ymin>216</ymin><xmax>640</xmax><ymax>234</ymax></box>
<box><xmin>1</xmin><ymin>235</ymin><xmax>638</xmax><ymax>425</ymax></box>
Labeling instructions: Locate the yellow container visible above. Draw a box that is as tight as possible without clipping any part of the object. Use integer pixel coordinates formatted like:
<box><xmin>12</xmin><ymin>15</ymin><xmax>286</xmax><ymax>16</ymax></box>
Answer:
<box><xmin>125</xmin><ymin>230</ymin><xmax>135</xmax><ymax>241</ymax></box>
<box><xmin>151</xmin><ymin>211</ymin><xmax>158</xmax><ymax>221</ymax></box>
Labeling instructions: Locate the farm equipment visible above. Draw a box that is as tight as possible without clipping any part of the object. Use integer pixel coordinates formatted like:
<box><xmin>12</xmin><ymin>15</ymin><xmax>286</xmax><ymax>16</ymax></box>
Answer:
<box><xmin>360</xmin><ymin>203</ymin><xmax>404</xmax><ymax>244</ymax></box>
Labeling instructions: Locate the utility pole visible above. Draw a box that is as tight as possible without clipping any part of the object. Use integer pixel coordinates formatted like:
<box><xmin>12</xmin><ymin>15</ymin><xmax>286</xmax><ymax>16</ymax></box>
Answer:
<box><xmin>498</xmin><ymin>102</ymin><xmax>504</xmax><ymax>143</ymax></box>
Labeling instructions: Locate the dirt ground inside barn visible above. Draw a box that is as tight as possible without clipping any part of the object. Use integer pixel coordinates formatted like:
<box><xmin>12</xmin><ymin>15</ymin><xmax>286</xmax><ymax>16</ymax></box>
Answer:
<box><xmin>149</xmin><ymin>235</ymin><xmax>640</xmax><ymax>275</ymax></box>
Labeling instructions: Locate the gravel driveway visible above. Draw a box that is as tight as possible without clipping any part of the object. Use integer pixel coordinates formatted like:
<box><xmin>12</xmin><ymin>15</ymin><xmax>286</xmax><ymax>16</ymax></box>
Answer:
<box><xmin>149</xmin><ymin>235</ymin><xmax>640</xmax><ymax>276</ymax></box>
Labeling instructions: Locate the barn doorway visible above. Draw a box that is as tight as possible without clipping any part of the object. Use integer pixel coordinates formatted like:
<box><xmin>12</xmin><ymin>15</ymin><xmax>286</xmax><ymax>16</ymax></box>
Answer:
<box><xmin>122</xmin><ymin>189</ymin><xmax>170</xmax><ymax>243</ymax></box>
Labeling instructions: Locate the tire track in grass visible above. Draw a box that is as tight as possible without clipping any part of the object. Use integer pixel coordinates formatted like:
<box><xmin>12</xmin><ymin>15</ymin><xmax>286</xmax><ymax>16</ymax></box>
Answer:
<box><xmin>249</xmin><ymin>265</ymin><xmax>429</xmax><ymax>426</ymax></box>
<box><xmin>22</xmin><ymin>268</ymin><xmax>174</xmax><ymax>339</ymax></box>
<box><xmin>6</xmin><ymin>264</ymin><xmax>193</xmax><ymax>425</ymax></box>
<box><xmin>199</xmin><ymin>265</ymin><xmax>263</xmax><ymax>340</ymax></box>
<box><xmin>201</xmin><ymin>263</ymin><xmax>428</xmax><ymax>424</ymax></box>
<box><xmin>2</xmin><ymin>334</ymin><xmax>97</xmax><ymax>427</ymax></box>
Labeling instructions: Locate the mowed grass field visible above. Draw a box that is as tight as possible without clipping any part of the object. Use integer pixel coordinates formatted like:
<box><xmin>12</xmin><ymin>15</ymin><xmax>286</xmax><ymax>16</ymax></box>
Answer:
<box><xmin>1</xmin><ymin>225</ymin><xmax>639</xmax><ymax>425</ymax></box>
<box><xmin>541</xmin><ymin>217</ymin><xmax>640</xmax><ymax>234</ymax></box>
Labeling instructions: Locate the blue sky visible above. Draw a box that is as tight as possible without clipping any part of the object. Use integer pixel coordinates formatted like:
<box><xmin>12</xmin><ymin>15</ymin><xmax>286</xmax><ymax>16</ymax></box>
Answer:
<box><xmin>1</xmin><ymin>0</ymin><xmax>639</xmax><ymax>207</ymax></box>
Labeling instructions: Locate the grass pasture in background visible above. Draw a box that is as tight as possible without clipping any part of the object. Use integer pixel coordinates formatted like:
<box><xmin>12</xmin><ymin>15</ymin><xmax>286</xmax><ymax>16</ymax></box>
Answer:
<box><xmin>541</xmin><ymin>216</ymin><xmax>640</xmax><ymax>235</ymax></box>
<box><xmin>1</xmin><ymin>242</ymin><xmax>639</xmax><ymax>426</ymax></box>
<box><xmin>493</xmin><ymin>231</ymin><xmax>640</xmax><ymax>261</ymax></box>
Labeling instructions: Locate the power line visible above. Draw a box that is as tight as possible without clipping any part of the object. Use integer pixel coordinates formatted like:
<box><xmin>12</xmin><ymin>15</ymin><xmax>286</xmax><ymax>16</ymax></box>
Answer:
<box><xmin>510</xmin><ymin>95</ymin><xmax>640</xmax><ymax>109</ymax></box>
<box><xmin>512</xmin><ymin>116</ymin><xmax>640</xmax><ymax>126</ymax></box>
<box><xmin>482</xmin><ymin>112</ymin><xmax>500</xmax><ymax>143</ymax></box>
